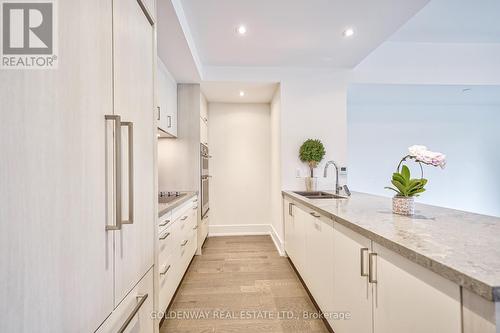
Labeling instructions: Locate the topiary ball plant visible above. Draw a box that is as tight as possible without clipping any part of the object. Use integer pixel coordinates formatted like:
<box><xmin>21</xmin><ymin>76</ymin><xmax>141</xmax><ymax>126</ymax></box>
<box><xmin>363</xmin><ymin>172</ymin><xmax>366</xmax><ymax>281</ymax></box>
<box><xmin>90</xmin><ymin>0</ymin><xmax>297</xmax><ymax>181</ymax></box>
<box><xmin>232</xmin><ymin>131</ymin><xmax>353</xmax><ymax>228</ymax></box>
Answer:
<box><xmin>299</xmin><ymin>139</ymin><xmax>326</xmax><ymax>177</ymax></box>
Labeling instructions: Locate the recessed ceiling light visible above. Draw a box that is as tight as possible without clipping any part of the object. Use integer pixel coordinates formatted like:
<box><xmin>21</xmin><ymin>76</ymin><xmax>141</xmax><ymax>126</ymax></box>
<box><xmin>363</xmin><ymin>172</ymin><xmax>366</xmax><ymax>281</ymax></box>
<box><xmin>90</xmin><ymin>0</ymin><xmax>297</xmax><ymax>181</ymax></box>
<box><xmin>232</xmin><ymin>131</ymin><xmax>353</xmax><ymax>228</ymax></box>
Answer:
<box><xmin>236</xmin><ymin>25</ymin><xmax>247</xmax><ymax>35</ymax></box>
<box><xmin>239</xmin><ymin>91</ymin><xmax>245</xmax><ymax>97</ymax></box>
<box><xmin>343</xmin><ymin>27</ymin><xmax>355</xmax><ymax>38</ymax></box>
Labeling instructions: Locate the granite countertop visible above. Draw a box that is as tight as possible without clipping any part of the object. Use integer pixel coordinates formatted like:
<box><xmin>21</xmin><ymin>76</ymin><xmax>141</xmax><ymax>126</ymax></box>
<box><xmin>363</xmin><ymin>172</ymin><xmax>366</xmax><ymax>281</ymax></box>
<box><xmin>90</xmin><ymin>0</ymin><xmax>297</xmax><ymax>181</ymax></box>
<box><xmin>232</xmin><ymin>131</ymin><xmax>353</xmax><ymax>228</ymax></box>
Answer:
<box><xmin>282</xmin><ymin>190</ymin><xmax>500</xmax><ymax>302</ymax></box>
<box><xmin>158</xmin><ymin>191</ymin><xmax>198</xmax><ymax>218</ymax></box>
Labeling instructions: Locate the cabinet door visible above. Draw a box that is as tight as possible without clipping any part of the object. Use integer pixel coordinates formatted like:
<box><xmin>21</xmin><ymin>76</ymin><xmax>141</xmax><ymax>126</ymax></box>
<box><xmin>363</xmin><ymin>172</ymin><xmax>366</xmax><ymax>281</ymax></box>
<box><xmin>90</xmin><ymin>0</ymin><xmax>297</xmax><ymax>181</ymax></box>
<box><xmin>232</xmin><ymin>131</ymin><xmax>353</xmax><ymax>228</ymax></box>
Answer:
<box><xmin>291</xmin><ymin>206</ymin><xmax>309</xmax><ymax>279</ymax></box>
<box><xmin>96</xmin><ymin>268</ymin><xmax>154</xmax><ymax>333</ymax></box>
<box><xmin>0</xmin><ymin>1</ymin><xmax>114</xmax><ymax>332</ymax></box>
<box><xmin>305</xmin><ymin>213</ymin><xmax>334</xmax><ymax>316</ymax></box>
<box><xmin>157</xmin><ymin>58</ymin><xmax>177</xmax><ymax>137</ymax></box>
<box><xmin>332</xmin><ymin>223</ymin><xmax>373</xmax><ymax>333</ymax></box>
<box><xmin>113</xmin><ymin>0</ymin><xmax>155</xmax><ymax>305</ymax></box>
<box><xmin>284</xmin><ymin>199</ymin><xmax>295</xmax><ymax>259</ymax></box>
<box><xmin>372</xmin><ymin>243</ymin><xmax>461</xmax><ymax>333</ymax></box>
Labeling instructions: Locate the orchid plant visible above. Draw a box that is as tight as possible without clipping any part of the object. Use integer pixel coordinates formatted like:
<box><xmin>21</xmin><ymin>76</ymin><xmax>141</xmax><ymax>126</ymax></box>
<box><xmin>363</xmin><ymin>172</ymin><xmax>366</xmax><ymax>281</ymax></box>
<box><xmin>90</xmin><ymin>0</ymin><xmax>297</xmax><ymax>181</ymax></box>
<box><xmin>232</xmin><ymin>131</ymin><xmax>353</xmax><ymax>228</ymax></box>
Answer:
<box><xmin>385</xmin><ymin>145</ymin><xmax>446</xmax><ymax>197</ymax></box>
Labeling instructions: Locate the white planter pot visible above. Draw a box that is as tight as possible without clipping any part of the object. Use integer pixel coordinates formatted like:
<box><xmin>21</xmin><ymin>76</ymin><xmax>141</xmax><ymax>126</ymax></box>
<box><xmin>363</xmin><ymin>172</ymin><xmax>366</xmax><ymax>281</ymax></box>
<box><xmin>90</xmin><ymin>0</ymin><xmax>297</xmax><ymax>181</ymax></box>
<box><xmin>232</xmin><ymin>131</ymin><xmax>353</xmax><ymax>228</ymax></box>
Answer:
<box><xmin>392</xmin><ymin>196</ymin><xmax>415</xmax><ymax>216</ymax></box>
<box><xmin>304</xmin><ymin>177</ymin><xmax>317</xmax><ymax>192</ymax></box>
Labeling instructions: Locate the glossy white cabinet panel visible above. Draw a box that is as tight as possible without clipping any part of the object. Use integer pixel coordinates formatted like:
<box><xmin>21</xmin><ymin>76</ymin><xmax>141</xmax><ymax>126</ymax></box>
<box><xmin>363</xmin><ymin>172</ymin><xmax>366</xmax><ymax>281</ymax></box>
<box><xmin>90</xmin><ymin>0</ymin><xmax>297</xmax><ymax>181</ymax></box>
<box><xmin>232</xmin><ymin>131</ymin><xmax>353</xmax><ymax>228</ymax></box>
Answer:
<box><xmin>157</xmin><ymin>59</ymin><xmax>177</xmax><ymax>137</ymax></box>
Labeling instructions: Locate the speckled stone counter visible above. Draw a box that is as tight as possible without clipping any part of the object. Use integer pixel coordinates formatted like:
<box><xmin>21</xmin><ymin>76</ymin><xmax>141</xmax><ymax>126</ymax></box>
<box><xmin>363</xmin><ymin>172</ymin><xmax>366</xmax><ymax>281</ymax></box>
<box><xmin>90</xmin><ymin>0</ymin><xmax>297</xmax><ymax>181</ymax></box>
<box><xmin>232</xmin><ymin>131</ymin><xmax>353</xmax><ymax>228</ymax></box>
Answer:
<box><xmin>158</xmin><ymin>192</ymin><xmax>197</xmax><ymax>218</ymax></box>
<box><xmin>282</xmin><ymin>191</ymin><xmax>500</xmax><ymax>302</ymax></box>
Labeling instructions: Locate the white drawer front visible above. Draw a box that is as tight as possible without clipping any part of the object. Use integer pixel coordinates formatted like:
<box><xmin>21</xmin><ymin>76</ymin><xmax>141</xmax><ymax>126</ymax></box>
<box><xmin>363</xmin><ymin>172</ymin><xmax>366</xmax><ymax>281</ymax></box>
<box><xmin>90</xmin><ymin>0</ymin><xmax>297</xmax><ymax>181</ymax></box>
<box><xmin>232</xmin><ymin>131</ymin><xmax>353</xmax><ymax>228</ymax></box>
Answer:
<box><xmin>96</xmin><ymin>268</ymin><xmax>154</xmax><ymax>333</ymax></box>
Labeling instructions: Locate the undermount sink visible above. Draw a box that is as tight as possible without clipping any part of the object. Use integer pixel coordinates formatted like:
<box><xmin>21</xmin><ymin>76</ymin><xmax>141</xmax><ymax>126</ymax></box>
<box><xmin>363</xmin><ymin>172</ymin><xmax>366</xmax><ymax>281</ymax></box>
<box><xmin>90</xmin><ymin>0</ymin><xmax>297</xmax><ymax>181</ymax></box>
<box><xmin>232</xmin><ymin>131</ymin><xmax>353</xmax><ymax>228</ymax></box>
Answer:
<box><xmin>293</xmin><ymin>191</ymin><xmax>348</xmax><ymax>200</ymax></box>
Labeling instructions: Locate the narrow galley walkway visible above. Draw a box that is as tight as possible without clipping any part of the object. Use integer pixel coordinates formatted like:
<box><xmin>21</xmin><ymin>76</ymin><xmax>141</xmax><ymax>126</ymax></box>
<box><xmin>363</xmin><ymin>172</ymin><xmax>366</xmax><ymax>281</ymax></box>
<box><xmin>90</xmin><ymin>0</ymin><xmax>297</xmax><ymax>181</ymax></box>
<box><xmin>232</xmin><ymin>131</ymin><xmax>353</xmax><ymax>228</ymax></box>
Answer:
<box><xmin>160</xmin><ymin>235</ymin><xmax>329</xmax><ymax>333</ymax></box>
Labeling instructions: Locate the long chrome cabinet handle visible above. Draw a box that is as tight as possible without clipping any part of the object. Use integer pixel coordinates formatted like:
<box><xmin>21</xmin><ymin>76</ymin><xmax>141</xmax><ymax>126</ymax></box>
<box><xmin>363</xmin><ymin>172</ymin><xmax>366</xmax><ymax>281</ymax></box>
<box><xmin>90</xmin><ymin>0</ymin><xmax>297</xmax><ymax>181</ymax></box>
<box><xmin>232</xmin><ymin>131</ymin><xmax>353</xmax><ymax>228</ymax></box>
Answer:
<box><xmin>117</xmin><ymin>294</ymin><xmax>148</xmax><ymax>333</ymax></box>
<box><xmin>167</xmin><ymin>115</ymin><xmax>172</xmax><ymax>128</ymax></box>
<box><xmin>105</xmin><ymin>115</ymin><xmax>122</xmax><ymax>231</ymax></box>
<box><xmin>157</xmin><ymin>106</ymin><xmax>160</xmax><ymax>121</ymax></box>
<box><xmin>160</xmin><ymin>265</ymin><xmax>171</xmax><ymax>275</ymax></box>
<box><xmin>288</xmin><ymin>203</ymin><xmax>294</xmax><ymax>216</ymax></box>
<box><xmin>368</xmin><ymin>253</ymin><xmax>378</xmax><ymax>284</ymax></box>
<box><xmin>181</xmin><ymin>240</ymin><xmax>188</xmax><ymax>247</ymax></box>
<box><xmin>121</xmin><ymin>121</ymin><xmax>134</xmax><ymax>225</ymax></box>
<box><xmin>360</xmin><ymin>248</ymin><xmax>369</xmax><ymax>277</ymax></box>
<box><xmin>159</xmin><ymin>232</ymin><xmax>170</xmax><ymax>240</ymax></box>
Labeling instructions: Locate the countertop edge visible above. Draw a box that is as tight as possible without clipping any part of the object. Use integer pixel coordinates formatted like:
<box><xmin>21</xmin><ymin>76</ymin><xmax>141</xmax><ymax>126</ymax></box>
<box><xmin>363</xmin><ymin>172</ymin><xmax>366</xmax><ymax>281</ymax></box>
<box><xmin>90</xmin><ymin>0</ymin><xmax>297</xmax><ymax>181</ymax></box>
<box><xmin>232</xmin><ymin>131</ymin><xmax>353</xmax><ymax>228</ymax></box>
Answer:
<box><xmin>282</xmin><ymin>190</ymin><xmax>498</xmax><ymax>303</ymax></box>
<box><xmin>158</xmin><ymin>192</ymin><xmax>198</xmax><ymax>218</ymax></box>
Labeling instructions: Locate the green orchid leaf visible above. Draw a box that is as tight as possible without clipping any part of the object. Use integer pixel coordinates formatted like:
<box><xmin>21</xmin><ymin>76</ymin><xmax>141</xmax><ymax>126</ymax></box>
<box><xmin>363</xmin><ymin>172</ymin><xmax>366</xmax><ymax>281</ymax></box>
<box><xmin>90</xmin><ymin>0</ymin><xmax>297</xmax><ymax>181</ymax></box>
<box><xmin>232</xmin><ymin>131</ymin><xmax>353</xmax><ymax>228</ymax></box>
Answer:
<box><xmin>401</xmin><ymin>165</ymin><xmax>410</xmax><ymax>181</ymax></box>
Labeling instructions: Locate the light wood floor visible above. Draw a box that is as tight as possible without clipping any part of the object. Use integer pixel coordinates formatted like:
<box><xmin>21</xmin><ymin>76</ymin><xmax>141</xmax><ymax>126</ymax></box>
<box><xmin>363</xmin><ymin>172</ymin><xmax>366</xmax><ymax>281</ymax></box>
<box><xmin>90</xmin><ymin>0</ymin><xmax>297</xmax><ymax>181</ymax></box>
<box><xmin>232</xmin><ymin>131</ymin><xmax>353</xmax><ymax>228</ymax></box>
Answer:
<box><xmin>160</xmin><ymin>235</ymin><xmax>329</xmax><ymax>333</ymax></box>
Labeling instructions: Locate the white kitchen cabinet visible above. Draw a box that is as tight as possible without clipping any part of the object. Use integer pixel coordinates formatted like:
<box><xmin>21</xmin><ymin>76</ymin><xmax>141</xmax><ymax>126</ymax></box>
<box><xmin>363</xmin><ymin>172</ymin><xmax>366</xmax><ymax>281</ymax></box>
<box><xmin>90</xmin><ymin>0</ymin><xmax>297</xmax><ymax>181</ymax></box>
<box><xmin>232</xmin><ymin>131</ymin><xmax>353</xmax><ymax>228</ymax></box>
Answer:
<box><xmin>113</xmin><ymin>0</ymin><xmax>155</xmax><ymax>306</ymax></box>
<box><xmin>157</xmin><ymin>58</ymin><xmax>178</xmax><ymax>137</ymax></box>
<box><xmin>200</xmin><ymin>93</ymin><xmax>208</xmax><ymax>145</ymax></box>
<box><xmin>0</xmin><ymin>1</ymin><xmax>115</xmax><ymax>332</ymax></box>
<box><xmin>372</xmin><ymin>243</ymin><xmax>461</xmax><ymax>333</ymax></box>
<box><xmin>332</xmin><ymin>222</ymin><xmax>373</xmax><ymax>333</ymax></box>
<box><xmin>305</xmin><ymin>211</ymin><xmax>334</xmax><ymax>318</ymax></box>
<box><xmin>96</xmin><ymin>268</ymin><xmax>154</xmax><ymax>333</ymax></box>
<box><xmin>285</xmin><ymin>202</ymin><xmax>308</xmax><ymax>276</ymax></box>
<box><xmin>284</xmin><ymin>198</ymin><xmax>295</xmax><ymax>258</ymax></box>
<box><xmin>158</xmin><ymin>198</ymin><xmax>198</xmax><ymax>313</ymax></box>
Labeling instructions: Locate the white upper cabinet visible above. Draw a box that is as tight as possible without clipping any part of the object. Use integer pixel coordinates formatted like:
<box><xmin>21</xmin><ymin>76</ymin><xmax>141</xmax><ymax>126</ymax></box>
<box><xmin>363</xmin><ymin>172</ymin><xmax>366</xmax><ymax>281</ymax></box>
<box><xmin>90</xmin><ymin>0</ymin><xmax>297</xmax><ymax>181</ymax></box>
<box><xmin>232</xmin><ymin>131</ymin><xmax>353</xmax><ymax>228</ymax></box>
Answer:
<box><xmin>113</xmin><ymin>0</ymin><xmax>155</xmax><ymax>305</ymax></box>
<box><xmin>157</xmin><ymin>58</ymin><xmax>178</xmax><ymax>137</ymax></box>
<box><xmin>200</xmin><ymin>93</ymin><xmax>208</xmax><ymax>145</ymax></box>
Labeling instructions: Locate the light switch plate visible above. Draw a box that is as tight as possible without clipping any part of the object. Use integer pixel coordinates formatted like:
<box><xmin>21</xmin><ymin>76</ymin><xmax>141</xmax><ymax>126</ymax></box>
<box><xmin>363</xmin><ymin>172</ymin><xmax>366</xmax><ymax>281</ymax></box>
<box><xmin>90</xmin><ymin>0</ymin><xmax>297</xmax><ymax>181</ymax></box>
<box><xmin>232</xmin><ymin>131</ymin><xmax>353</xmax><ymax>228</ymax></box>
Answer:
<box><xmin>340</xmin><ymin>166</ymin><xmax>348</xmax><ymax>176</ymax></box>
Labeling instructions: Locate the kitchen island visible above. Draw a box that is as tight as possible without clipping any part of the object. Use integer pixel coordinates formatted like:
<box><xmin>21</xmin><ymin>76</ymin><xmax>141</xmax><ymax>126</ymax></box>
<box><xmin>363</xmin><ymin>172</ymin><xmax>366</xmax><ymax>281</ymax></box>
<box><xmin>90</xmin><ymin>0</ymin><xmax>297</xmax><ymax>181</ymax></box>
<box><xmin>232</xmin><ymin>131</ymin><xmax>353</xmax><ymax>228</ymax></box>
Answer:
<box><xmin>282</xmin><ymin>190</ymin><xmax>500</xmax><ymax>333</ymax></box>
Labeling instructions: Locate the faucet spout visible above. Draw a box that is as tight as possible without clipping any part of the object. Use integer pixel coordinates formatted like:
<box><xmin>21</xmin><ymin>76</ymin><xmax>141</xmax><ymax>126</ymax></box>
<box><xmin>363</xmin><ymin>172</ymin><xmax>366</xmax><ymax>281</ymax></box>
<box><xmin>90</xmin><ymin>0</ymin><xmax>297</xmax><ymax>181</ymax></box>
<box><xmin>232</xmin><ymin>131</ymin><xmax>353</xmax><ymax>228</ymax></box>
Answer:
<box><xmin>323</xmin><ymin>160</ymin><xmax>342</xmax><ymax>195</ymax></box>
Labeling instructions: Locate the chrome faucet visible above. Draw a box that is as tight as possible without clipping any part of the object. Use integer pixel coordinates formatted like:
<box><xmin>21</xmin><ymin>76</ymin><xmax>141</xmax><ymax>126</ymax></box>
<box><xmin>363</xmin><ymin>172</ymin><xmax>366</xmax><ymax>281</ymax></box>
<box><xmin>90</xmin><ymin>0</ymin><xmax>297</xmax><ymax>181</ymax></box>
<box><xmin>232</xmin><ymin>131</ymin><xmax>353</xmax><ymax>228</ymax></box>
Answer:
<box><xmin>324</xmin><ymin>160</ymin><xmax>343</xmax><ymax>195</ymax></box>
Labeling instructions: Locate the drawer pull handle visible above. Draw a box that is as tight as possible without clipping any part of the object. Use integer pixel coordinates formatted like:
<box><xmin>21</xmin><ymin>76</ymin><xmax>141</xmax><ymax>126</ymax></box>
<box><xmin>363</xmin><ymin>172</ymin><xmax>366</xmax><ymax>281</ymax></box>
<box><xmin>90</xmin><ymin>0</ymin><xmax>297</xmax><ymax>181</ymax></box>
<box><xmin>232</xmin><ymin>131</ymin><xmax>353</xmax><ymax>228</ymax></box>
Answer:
<box><xmin>193</xmin><ymin>206</ymin><xmax>198</xmax><ymax>210</ymax></box>
<box><xmin>181</xmin><ymin>240</ymin><xmax>188</xmax><ymax>247</ymax></box>
<box><xmin>160</xmin><ymin>265</ymin><xmax>171</xmax><ymax>275</ymax></box>
<box><xmin>360</xmin><ymin>248</ymin><xmax>369</xmax><ymax>277</ymax></box>
<box><xmin>159</xmin><ymin>219</ymin><xmax>170</xmax><ymax>227</ymax></box>
<box><xmin>117</xmin><ymin>293</ymin><xmax>148</xmax><ymax>333</ymax></box>
<box><xmin>310</xmin><ymin>212</ymin><xmax>321</xmax><ymax>218</ymax></box>
<box><xmin>193</xmin><ymin>225</ymin><xmax>198</xmax><ymax>230</ymax></box>
<box><xmin>369</xmin><ymin>253</ymin><xmax>378</xmax><ymax>284</ymax></box>
<box><xmin>193</xmin><ymin>198</ymin><xmax>198</xmax><ymax>202</ymax></box>
<box><xmin>181</xmin><ymin>216</ymin><xmax>188</xmax><ymax>221</ymax></box>
<box><xmin>159</xmin><ymin>232</ymin><xmax>170</xmax><ymax>240</ymax></box>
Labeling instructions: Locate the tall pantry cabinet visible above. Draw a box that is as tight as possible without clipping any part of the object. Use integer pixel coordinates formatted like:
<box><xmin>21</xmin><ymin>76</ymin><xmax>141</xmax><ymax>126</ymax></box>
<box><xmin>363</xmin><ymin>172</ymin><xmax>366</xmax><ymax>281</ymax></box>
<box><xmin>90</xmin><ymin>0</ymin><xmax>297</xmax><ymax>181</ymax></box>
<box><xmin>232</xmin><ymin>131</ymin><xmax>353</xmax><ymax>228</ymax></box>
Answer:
<box><xmin>0</xmin><ymin>0</ymin><xmax>157</xmax><ymax>332</ymax></box>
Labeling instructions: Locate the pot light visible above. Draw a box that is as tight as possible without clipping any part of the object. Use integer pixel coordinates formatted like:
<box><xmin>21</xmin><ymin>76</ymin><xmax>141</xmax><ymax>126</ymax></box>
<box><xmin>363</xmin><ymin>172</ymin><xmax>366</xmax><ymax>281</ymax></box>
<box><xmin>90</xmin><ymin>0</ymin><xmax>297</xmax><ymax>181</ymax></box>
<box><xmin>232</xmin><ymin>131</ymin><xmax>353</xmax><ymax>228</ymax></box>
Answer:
<box><xmin>239</xmin><ymin>91</ymin><xmax>245</xmax><ymax>97</ymax></box>
<box><xmin>343</xmin><ymin>27</ymin><xmax>355</xmax><ymax>38</ymax></box>
<box><xmin>236</xmin><ymin>25</ymin><xmax>247</xmax><ymax>35</ymax></box>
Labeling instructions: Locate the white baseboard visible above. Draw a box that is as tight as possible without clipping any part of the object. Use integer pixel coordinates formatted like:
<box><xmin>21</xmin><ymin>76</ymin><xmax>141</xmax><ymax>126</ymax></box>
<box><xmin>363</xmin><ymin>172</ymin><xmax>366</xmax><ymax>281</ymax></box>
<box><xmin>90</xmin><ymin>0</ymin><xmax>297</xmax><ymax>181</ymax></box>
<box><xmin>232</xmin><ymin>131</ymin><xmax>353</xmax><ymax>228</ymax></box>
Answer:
<box><xmin>269</xmin><ymin>224</ymin><xmax>285</xmax><ymax>256</ymax></box>
<box><xmin>209</xmin><ymin>224</ymin><xmax>285</xmax><ymax>256</ymax></box>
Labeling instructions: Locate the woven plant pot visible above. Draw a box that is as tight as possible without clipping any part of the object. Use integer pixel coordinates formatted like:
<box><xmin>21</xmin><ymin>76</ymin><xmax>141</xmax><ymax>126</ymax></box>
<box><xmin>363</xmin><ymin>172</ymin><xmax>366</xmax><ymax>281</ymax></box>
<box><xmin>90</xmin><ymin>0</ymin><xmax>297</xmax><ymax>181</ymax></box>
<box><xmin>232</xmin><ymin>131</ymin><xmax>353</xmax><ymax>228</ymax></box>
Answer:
<box><xmin>392</xmin><ymin>196</ymin><xmax>415</xmax><ymax>216</ymax></box>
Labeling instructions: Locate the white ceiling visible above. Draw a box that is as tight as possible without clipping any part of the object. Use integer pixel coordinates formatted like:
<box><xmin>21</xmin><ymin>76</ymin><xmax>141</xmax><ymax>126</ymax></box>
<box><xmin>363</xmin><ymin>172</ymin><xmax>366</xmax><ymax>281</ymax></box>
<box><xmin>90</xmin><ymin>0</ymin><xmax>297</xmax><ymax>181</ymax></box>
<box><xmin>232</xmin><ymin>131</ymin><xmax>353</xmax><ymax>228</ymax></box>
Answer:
<box><xmin>201</xmin><ymin>82</ymin><xmax>278</xmax><ymax>103</ymax></box>
<box><xmin>390</xmin><ymin>0</ymin><xmax>500</xmax><ymax>43</ymax></box>
<box><xmin>348</xmin><ymin>84</ymin><xmax>500</xmax><ymax>105</ymax></box>
<box><xmin>179</xmin><ymin>0</ymin><xmax>430</xmax><ymax>68</ymax></box>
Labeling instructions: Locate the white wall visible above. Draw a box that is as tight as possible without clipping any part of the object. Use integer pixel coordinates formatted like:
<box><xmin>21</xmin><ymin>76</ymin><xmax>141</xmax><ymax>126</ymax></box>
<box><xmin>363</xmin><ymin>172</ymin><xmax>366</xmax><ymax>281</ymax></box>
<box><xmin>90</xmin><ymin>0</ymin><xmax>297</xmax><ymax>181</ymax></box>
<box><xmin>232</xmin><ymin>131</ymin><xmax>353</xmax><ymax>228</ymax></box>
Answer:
<box><xmin>270</xmin><ymin>86</ymin><xmax>283</xmax><ymax>244</ymax></box>
<box><xmin>348</xmin><ymin>86</ymin><xmax>500</xmax><ymax>217</ymax></box>
<box><xmin>204</xmin><ymin>67</ymin><xmax>350</xmax><ymax>191</ymax></box>
<box><xmin>208</xmin><ymin>103</ymin><xmax>272</xmax><ymax>231</ymax></box>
